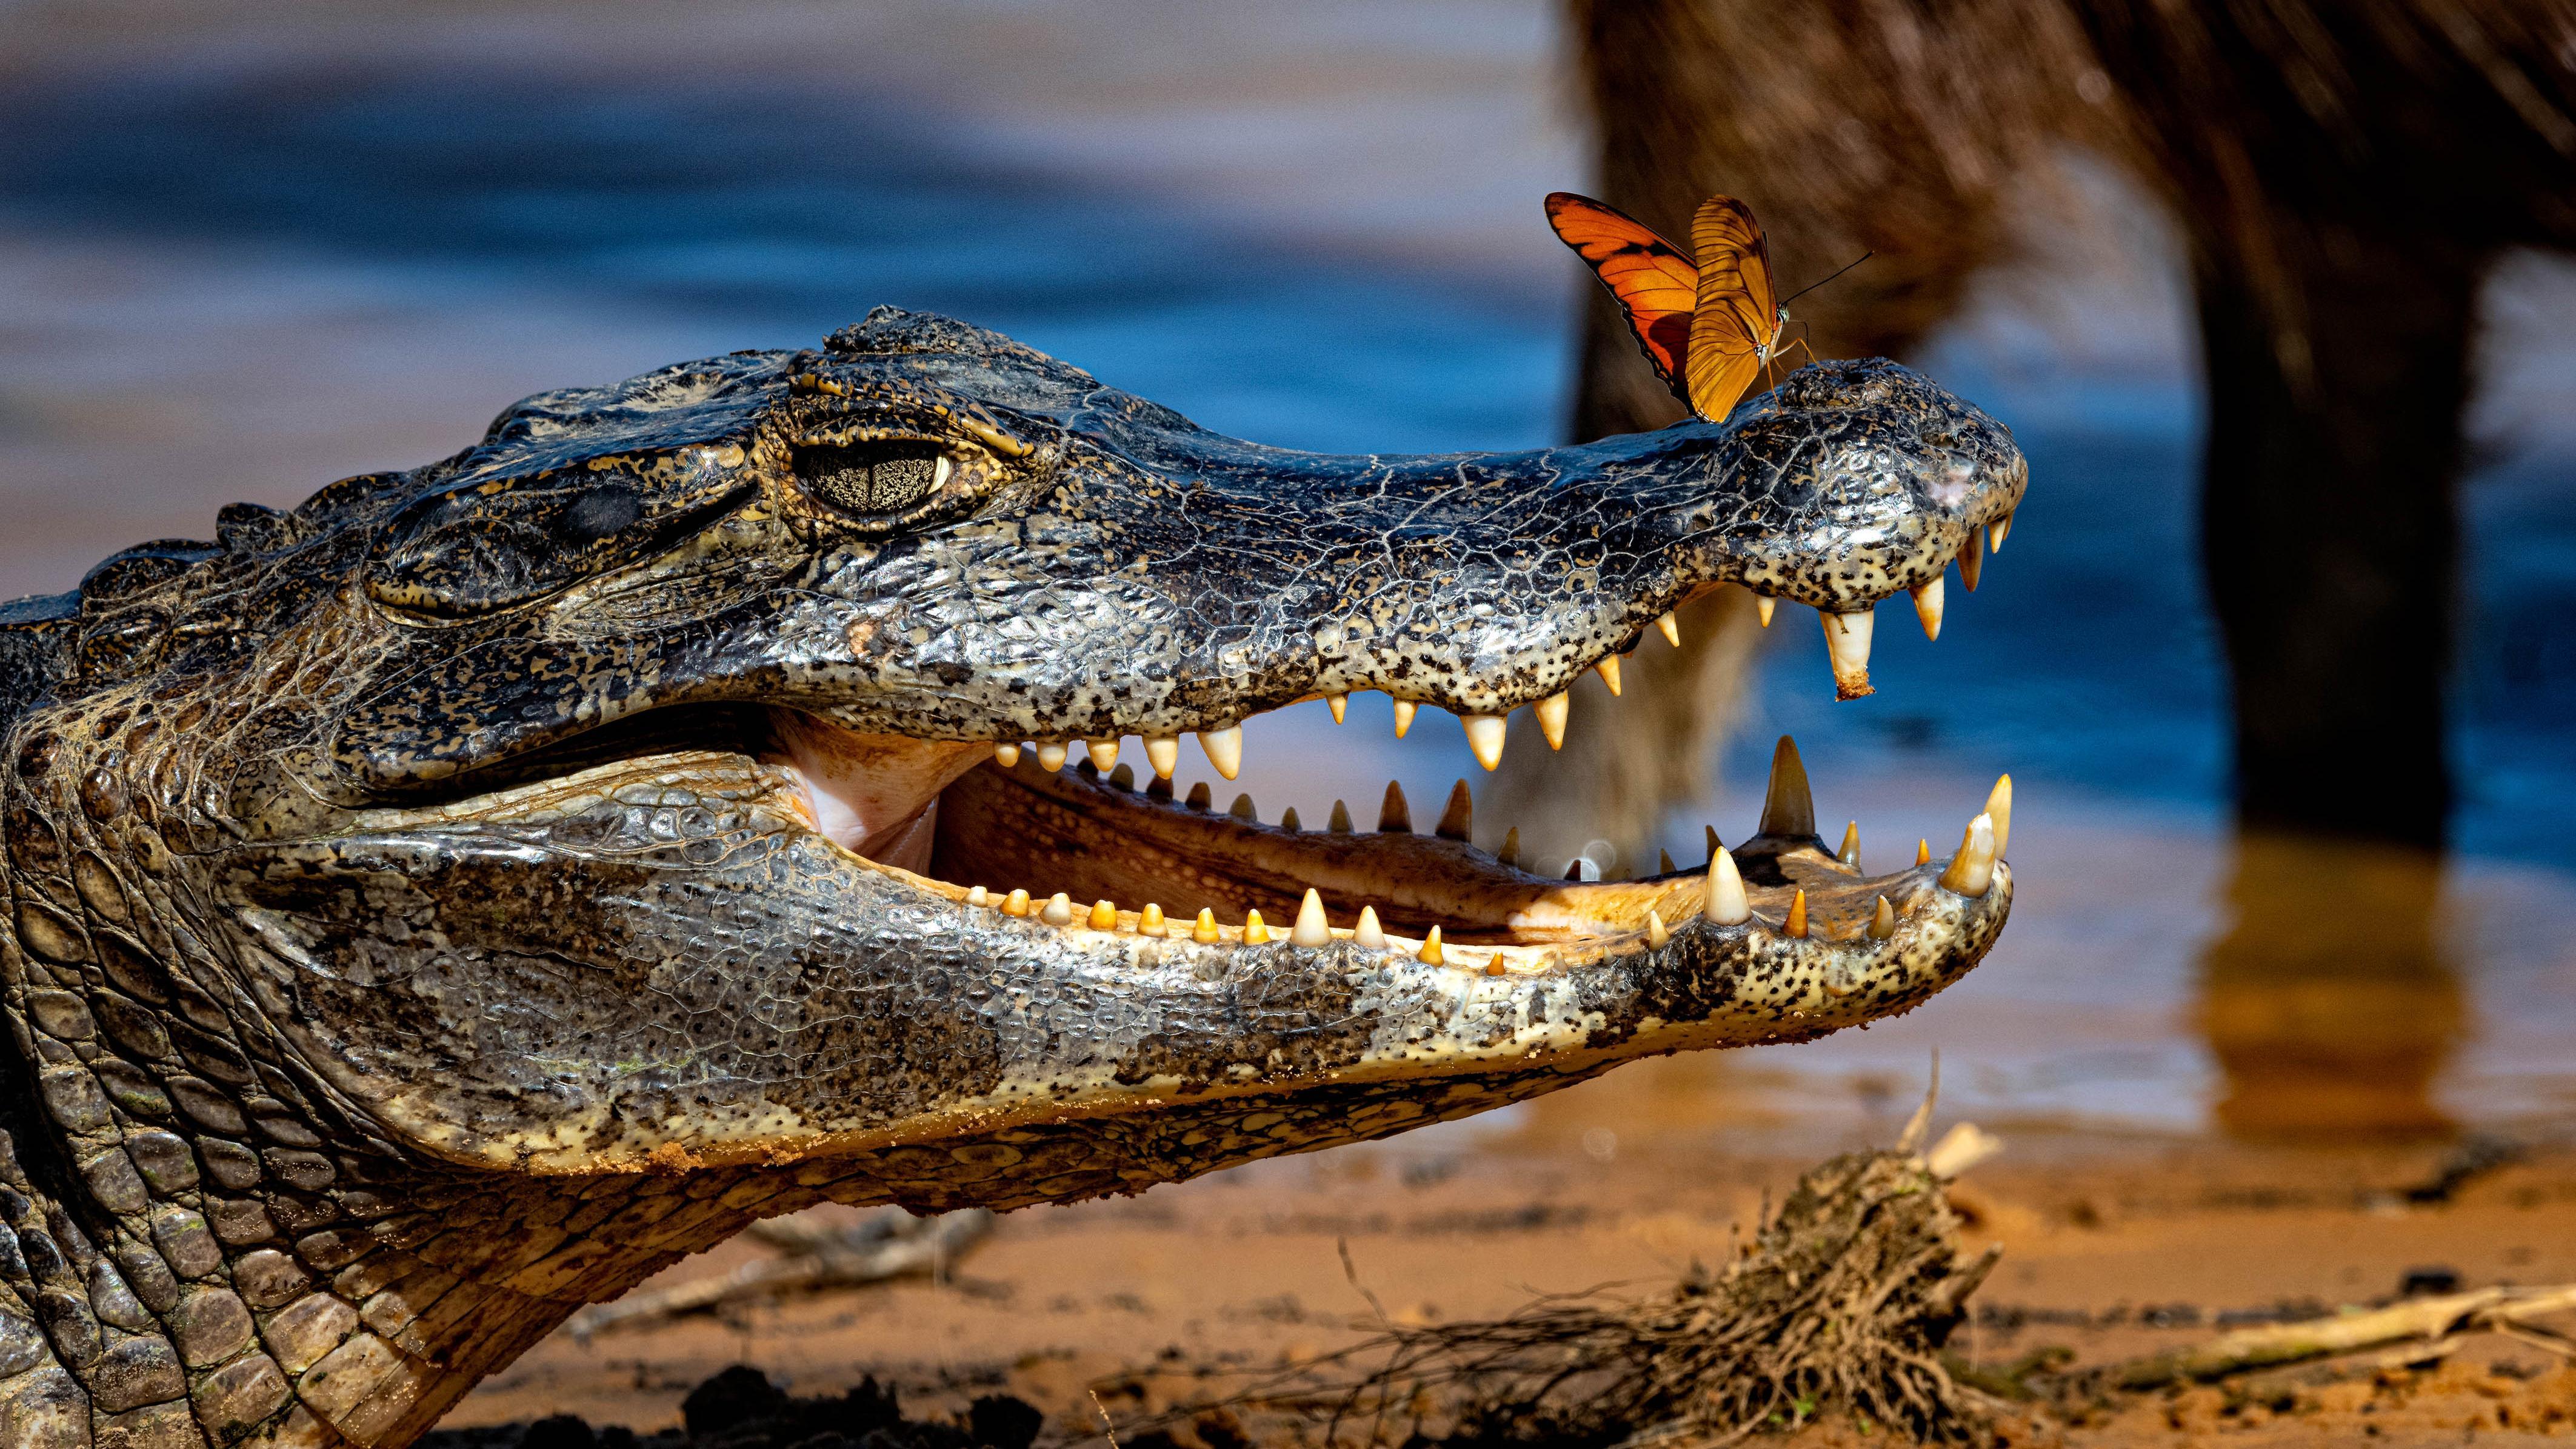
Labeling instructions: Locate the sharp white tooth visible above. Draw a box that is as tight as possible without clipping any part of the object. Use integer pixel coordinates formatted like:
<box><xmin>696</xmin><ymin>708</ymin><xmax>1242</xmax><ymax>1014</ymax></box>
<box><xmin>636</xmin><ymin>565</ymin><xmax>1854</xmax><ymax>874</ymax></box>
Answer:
<box><xmin>1199</xmin><ymin>725</ymin><xmax>1243</xmax><ymax>780</ymax></box>
<box><xmin>1392</xmin><ymin>700</ymin><xmax>1417</xmax><ymax>738</ymax></box>
<box><xmin>1594</xmin><ymin>655</ymin><xmax>1623</xmax><ymax>695</ymax></box>
<box><xmin>1290</xmin><ymin>889</ymin><xmax>1331</xmax><ymax>947</ymax></box>
<box><xmin>1144</xmin><ymin>736</ymin><xmax>1180</xmax><ymax>779</ymax></box>
<box><xmin>1040</xmin><ymin>893</ymin><xmax>1073</xmax><ymax>926</ymax></box>
<box><xmin>1785</xmin><ymin>889</ymin><xmax>1809</xmax><ymax>938</ymax></box>
<box><xmin>1869</xmin><ymin>895</ymin><xmax>1897</xmax><ymax>939</ymax></box>
<box><xmin>1328</xmin><ymin>799</ymin><xmax>1353</xmax><ymax>833</ymax></box>
<box><xmin>1756</xmin><ymin>595</ymin><xmax>1775</xmax><ymax>628</ymax></box>
<box><xmin>1087</xmin><ymin>899</ymin><xmax>1118</xmax><ymax>930</ymax></box>
<box><xmin>1910</xmin><ymin>574</ymin><xmax>1944</xmax><ymax>641</ymax></box>
<box><xmin>1838</xmin><ymin>821</ymin><xmax>1860</xmax><ymax>868</ymax></box>
<box><xmin>1037</xmin><ymin>742</ymin><xmax>1069</xmax><ymax>771</ymax></box>
<box><xmin>1462</xmin><ymin>713</ymin><xmax>1507</xmax><ymax>771</ymax></box>
<box><xmin>1378</xmin><ymin>781</ymin><xmax>1411</xmax><ymax>833</ymax></box>
<box><xmin>1821</xmin><ymin>608</ymin><xmax>1875</xmax><ymax>700</ymax></box>
<box><xmin>1229</xmin><ymin>793</ymin><xmax>1258</xmax><ymax>822</ymax></box>
<box><xmin>1109</xmin><ymin>763</ymin><xmax>1134</xmax><ymax>790</ymax></box>
<box><xmin>1705</xmin><ymin>847</ymin><xmax>1750</xmax><ymax>925</ymax></box>
<box><xmin>1352</xmin><ymin>906</ymin><xmax>1386</xmax><ymax>949</ymax></box>
<box><xmin>1279</xmin><ymin>807</ymin><xmax>1301</xmax><ymax>832</ymax></box>
<box><xmin>1759</xmin><ymin>736</ymin><xmax>1817</xmax><ymax>838</ymax></box>
<box><xmin>1498</xmin><ymin>827</ymin><xmax>1520</xmax><ymax>869</ymax></box>
<box><xmin>1435</xmin><ymin>780</ymin><xmax>1472</xmax><ymax>841</ymax></box>
<box><xmin>1959</xmin><ymin>528</ymin><xmax>1985</xmax><ymax>592</ymax></box>
<box><xmin>1534</xmin><ymin>692</ymin><xmax>1569</xmax><ymax>750</ymax></box>
<box><xmin>1327</xmin><ymin>692</ymin><xmax>1348</xmax><ymax>724</ymax></box>
<box><xmin>1646</xmin><ymin>910</ymin><xmax>1669</xmax><ymax>948</ymax></box>
<box><xmin>1989</xmin><ymin>511</ymin><xmax>2013</xmax><ymax>553</ymax></box>
<box><xmin>993</xmin><ymin>743</ymin><xmax>1021</xmax><ymax>767</ymax></box>
<box><xmin>1418</xmin><ymin>925</ymin><xmax>1444</xmax><ymax>965</ymax></box>
<box><xmin>966</xmin><ymin>885</ymin><xmax>989</xmax><ymax>907</ymax></box>
<box><xmin>1656</xmin><ymin>611</ymin><xmax>1681</xmax><ymax>647</ymax></box>
<box><xmin>1984</xmin><ymin>773</ymin><xmax>2013</xmax><ymax>857</ymax></box>
<box><xmin>1086</xmin><ymin>739</ymin><xmax>1119</xmax><ymax>771</ymax></box>
<box><xmin>1937</xmin><ymin>813</ymin><xmax>1997</xmax><ymax>897</ymax></box>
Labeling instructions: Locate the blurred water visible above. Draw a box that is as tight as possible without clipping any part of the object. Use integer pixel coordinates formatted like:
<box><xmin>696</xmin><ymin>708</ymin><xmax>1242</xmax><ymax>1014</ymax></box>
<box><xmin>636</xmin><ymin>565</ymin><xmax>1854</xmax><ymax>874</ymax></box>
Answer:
<box><xmin>1</xmin><ymin>0</ymin><xmax>2569</xmax><ymax>1135</ymax></box>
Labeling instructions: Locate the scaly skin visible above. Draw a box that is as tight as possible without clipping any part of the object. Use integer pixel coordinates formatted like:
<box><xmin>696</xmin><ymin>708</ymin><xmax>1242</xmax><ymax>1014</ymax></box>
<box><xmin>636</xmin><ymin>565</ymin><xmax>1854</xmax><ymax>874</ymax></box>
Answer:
<box><xmin>0</xmin><ymin>310</ymin><xmax>2024</xmax><ymax>1446</ymax></box>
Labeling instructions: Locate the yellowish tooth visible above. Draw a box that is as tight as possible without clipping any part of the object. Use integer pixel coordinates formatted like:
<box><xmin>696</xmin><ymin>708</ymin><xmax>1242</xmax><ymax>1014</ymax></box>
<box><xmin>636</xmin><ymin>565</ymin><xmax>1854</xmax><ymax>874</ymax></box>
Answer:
<box><xmin>1379</xmin><ymin>781</ymin><xmax>1412</xmax><ymax>833</ymax></box>
<box><xmin>1328</xmin><ymin>799</ymin><xmax>1353</xmax><ymax>833</ymax></box>
<box><xmin>1705</xmin><ymin>847</ymin><xmax>1750</xmax><ymax>925</ymax></box>
<box><xmin>1937</xmin><ymin>813</ymin><xmax>1997</xmax><ymax>897</ymax></box>
<box><xmin>1838</xmin><ymin>821</ymin><xmax>1861</xmax><ymax>867</ymax></box>
<box><xmin>1109</xmin><ymin>763</ymin><xmax>1135</xmax><ymax>790</ymax></box>
<box><xmin>1193</xmin><ymin>907</ymin><xmax>1220</xmax><ymax>944</ymax></box>
<box><xmin>1656</xmin><ymin>611</ymin><xmax>1681</xmax><ymax>647</ymax></box>
<box><xmin>1198</xmin><ymin>725</ymin><xmax>1244</xmax><ymax>781</ymax></box>
<box><xmin>1229</xmin><ymin>793</ymin><xmax>1258</xmax><ymax>822</ymax></box>
<box><xmin>1418</xmin><ymin>925</ymin><xmax>1444</xmax><ymax>965</ymax></box>
<box><xmin>1139</xmin><ymin>902</ymin><xmax>1166</xmax><ymax>935</ymax></box>
<box><xmin>1984</xmin><ymin>773</ymin><xmax>2014</xmax><ymax>857</ymax></box>
<box><xmin>1785</xmin><ymin>889</ymin><xmax>1809</xmax><ymax>938</ymax></box>
<box><xmin>1462</xmin><ymin>713</ymin><xmax>1507</xmax><ymax>771</ymax></box>
<box><xmin>1186</xmin><ymin>782</ymin><xmax>1212</xmax><ymax>810</ymax></box>
<box><xmin>1595</xmin><ymin>655</ymin><xmax>1623</xmax><ymax>695</ymax></box>
<box><xmin>1756</xmin><ymin>595</ymin><xmax>1775</xmax><ymax>628</ymax></box>
<box><xmin>1989</xmin><ymin>510</ymin><xmax>2013</xmax><ymax>553</ymax></box>
<box><xmin>1760</xmin><ymin>735</ymin><xmax>1817</xmax><ymax>838</ymax></box>
<box><xmin>1352</xmin><ymin>905</ymin><xmax>1386</xmax><ymax>950</ymax></box>
<box><xmin>1086</xmin><ymin>739</ymin><xmax>1120</xmax><ymax>771</ymax></box>
<box><xmin>1821</xmin><ymin>608</ymin><xmax>1875</xmax><ymax>700</ymax></box>
<box><xmin>993</xmin><ymin>743</ymin><xmax>1021</xmax><ymax>767</ymax></box>
<box><xmin>1916</xmin><ymin>838</ymin><xmax>1931</xmax><ymax>866</ymax></box>
<box><xmin>1959</xmin><ymin>528</ymin><xmax>1985</xmax><ymax>592</ymax></box>
<box><xmin>1435</xmin><ymin>780</ymin><xmax>1472</xmax><ymax>841</ymax></box>
<box><xmin>1144</xmin><ymin>736</ymin><xmax>1180</xmax><ymax>779</ymax></box>
<box><xmin>1498</xmin><ymin>827</ymin><xmax>1520</xmax><ymax>869</ymax></box>
<box><xmin>1910</xmin><ymin>575</ymin><xmax>1944</xmax><ymax>641</ymax></box>
<box><xmin>1647</xmin><ymin>909</ymin><xmax>1669</xmax><ymax>948</ymax></box>
<box><xmin>1003</xmin><ymin>888</ymin><xmax>1033</xmax><ymax>916</ymax></box>
<box><xmin>1036</xmin><ymin>741</ymin><xmax>1069</xmax><ymax>771</ymax></box>
<box><xmin>1280</xmin><ymin>806</ymin><xmax>1301</xmax><ymax>832</ymax></box>
<box><xmin>1534</xmin><ymin>691</ymin><xmax>1569</xmax><ymax>750</ymax></box>
<box><xmin>1327</xmin><ymin>692</ymin><xmax>1348</xmax><ymax>724</ymax></box>
<box><xmin>1660</xmin><ymin>848</ymin><xmax>1676</xmax><ymax>874</ymax></box>
<box><xmin>1869</xmin><ymin>895</ymin><xmax>1897</xmax><ymax>939</ymax></box>
<box><xmin>1243</xmin><ymin>909</ymin><xmax>1271</xmax><ymax>945</ymax></box>
<box><xmin>966</xmin><ymin>885</ymin><xmax>989</xmax><ymax>907</ymax></box>
<box><xmin>1705</xmin><ymin>824</ymin><xmax>1721</xmax><ymax>862</ymax></box>
<box><xmin>1484</xmin><ymin>958</ymin><xmax>1507</xmax><ymax>978</ymax></box>
<box><xmin>1087</xmin><ymin>899</ymin><xmax>1117</xmax><ymax>930</ymax></box>
<box><xmin>1041</xmin><ymin>893</ymin><xmax>1073</xmax><ymax>926</ymax></box>
<box><xmin>1392</xmin><ymin>699</ymin><xmax>1417</xmax><ymax>738</ymax></box>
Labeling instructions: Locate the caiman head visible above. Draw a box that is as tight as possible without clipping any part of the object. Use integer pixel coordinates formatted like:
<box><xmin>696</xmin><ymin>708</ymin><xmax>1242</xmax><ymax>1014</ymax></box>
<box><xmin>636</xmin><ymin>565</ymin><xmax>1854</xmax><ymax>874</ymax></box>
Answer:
<box><xmin>0</xmin><ymin>308</ymin><xmax>2023</xmax><ymax>1446</ymax></box>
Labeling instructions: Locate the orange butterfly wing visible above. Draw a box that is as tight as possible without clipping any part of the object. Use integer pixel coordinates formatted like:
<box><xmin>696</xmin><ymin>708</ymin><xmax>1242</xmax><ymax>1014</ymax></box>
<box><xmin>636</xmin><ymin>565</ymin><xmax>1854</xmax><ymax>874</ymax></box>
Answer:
<box><xmin>1685</xmin><ymin>195</ymin><xmax>1783</xmax><ymax>422</ymax></box>
<box><xmin>1545</xmin><ymin>192</ymin><xmax>1698</xmax><ymax>401</ymax></box>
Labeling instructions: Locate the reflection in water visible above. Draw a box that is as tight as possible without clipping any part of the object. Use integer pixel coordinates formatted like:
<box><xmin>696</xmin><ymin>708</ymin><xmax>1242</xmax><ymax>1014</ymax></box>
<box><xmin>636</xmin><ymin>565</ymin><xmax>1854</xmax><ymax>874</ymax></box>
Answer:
<box><xmin>2198</xmin><ymin>831</ymin><xmax>2463</xmax><ymax>1139</ymax></box>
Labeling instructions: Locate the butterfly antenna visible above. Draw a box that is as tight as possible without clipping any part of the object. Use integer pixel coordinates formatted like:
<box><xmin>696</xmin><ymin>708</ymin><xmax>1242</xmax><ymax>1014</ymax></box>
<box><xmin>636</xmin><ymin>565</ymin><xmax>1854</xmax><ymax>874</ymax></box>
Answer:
<box><xmin>1781</xmin><ymin>249</ymin><xmax>1874</xmax><ymax>307</ymax></box>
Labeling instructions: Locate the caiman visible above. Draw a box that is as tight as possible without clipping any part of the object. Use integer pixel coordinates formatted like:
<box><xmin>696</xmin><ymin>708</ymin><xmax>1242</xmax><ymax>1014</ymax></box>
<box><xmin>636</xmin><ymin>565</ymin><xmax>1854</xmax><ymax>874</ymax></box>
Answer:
<box><xmin>0</xmin><ymin>308</ymin><xmax>2024</xmax><ymax>1447</ymax></box>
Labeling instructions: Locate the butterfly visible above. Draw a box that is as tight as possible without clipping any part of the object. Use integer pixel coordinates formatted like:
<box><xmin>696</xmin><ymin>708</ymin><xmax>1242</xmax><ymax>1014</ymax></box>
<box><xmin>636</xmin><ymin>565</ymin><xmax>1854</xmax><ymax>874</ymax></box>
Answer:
<box><xmin>1544</xmin><ymin>190</ymin><xmax>1801</xmax><ymax>422</ymax></box>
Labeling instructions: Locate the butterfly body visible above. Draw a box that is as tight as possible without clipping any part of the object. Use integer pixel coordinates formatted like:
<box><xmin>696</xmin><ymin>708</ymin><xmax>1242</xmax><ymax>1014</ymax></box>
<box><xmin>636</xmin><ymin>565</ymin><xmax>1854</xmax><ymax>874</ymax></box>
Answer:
<box><xmin>1546</xmin><ymin>190</ymin><xmax>1801</xmax><ymax>424</ymax></box>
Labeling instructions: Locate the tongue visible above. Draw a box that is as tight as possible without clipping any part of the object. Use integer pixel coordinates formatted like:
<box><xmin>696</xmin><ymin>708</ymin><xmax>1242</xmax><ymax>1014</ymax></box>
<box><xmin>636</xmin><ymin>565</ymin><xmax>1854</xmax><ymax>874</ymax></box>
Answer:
<box><xmin>768</xmin><ymin>710</ymin><xmax>986</xmax><ymax>871</ymax></box>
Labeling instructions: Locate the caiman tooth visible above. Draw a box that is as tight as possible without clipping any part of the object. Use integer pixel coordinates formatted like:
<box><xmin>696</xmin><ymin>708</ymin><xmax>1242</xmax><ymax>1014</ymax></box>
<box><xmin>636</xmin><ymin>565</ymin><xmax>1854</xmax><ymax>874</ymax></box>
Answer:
<box><xmin>1989</xmin><ymin>510</ymin><xmax>2014</xmax><ymax>553</ymax></box>
<box><xmin>1037</xmin><ymin>742</ymin><xmax>1069</xmax><ymax>771</ymax></box>
<box><xmin>1041</xmin><ymin>893</ymin><xmax>1073</xmax><ymax>926</ymax></box>
<box><xmin>993</xmin><ymin>743</ymin><xmax>1021</xmax><ymax>767</ymax></box>
<box><xmin>1352</xmin><ymin>906</ymin><xmax>1386</xmax><ymax>950</ymax></box>
<box><xmin>1378</xmin><ymin>781</ymin><xmax>1411</xmax><ymax>833</ymax></box>
<box><xmin>1290</xmin><ymin>889</ymin><xmax>1331</xmax><ymax>947</ymax></box>
<box><xmin>1784</xmin><ymin>889</ymin><xmax>1810</xmax><ymax>938</ymax></box>
<box><xmin>1229</xmin><ymin>793</ymin><xmax>1257</xmax><ymax>822</ymax></box>
<box><xmin>1138</xmin><ymin>902</ymin><xmax>1165</xmax><ymax>935</ymax></box>
<box><xmin>1392</xmin><ymin>700</ymin><xmax>1417</xmax><ymax>738</ymax></box>
<box><xmin>1327</xmin><ymin>693</ymin><xmax>1348</xmax><ymax>724</ymax></box>
<box><xmin>1937</xmin><ymin>813</ymin><xmax>1997</xmax><ymax>897</ymax></box>
<box><xmin>1462</xmin><ymin>713</ymin><xmax>1507</xmax><ymax>771</ymax></box>
<box><xmin>1109</xmin><ymin>763</ymin><xmax>1134</xmax><ymax>790</ymax></box>
<box><xmin>1198</xmin><ymin>726</ymin><xmax>1243</xmax><ymax>781</ymax></box>
<box><xmin>1003</xmin><ymin>888</ymin><xmax>1032</xmax><ymax>917</ymax></box>
<box><xmin>1086</xmin><ymin>739</ymin><xmax>1120</xmax><ymax>771</ymax></box>
<box><xmin>1757</xmin><ymin>595</ymin><xmax>1775</xmax><ymax>628</ymax></box>
<box><xmin>1434</xmin><ymin>781</ymin><xmax>1472</xmax><ymax>841</ymax></box>
<box><xmin>1498</xmin><ymin>826</ymin><xmax>1520</xmax><ymax>869</ymax></box>
<box><xmin>1911</xmin><ymin>575</ymin><xmax>1944</xmax><ymax>641</ymax></box>
<box><xmin>1647</xmin><ymin>909</ymin><xmax>1670</xmax><ymax>948</ymax></box>
<box><xmin>1564</xmin><ymin>859</ymin><xmax>1584</xmax><ymax>881</ymax></box>
<box><xmin>1144</xmin><ymin>736</ymin><xmax>1180</xmax><ymax>780</ymax></box>
<box><xmin>1660</xmin><ymin>848</ymin><xmax>1676</xmax><ymax>874</ymax></box>
<box><xmin>1704</xmin><ymin>824</ymin><xmax>1721</xmax><ymax>862</ymax></box>
<box><xmin>1186</xmin><ymin>781</ymin><xmax>1211</xmax><ymax>811</ymax></box>
<box><xmin>1418</xmin><ymin>925</ymin><xmax>1444</xmax><ymax>965</ymax></box>
<box><xmin>1193</xmin><ymin>908</ymin><xmax>1220</xmax><ymax>944</ymax></box>
<box><xmin>1822</xmin><ymin>608</ymin><xmax>1875</xmax><ymax>699</ymax></box>
<box><xmin>1984</xmin><ymin>774</ymin><xmax>2014</xmax><ymax>857</ymax></box>
<box><xmin>1869</xmin><ymin>896</ymin><xmax>1897</xmax><ymax>939</ymax></box>
<box><xmin>1535</xmin><ymin>692</ymin><xmax>1569</xmax><ymax>750</ymax></box>
<box><xmin>1915</xmin><ymin>838</ymin><xmax>1931</xmax><ymax>866</ymax></box>
<box><xmin>1656</xmin><ymin>611</ymin><xmax>1681</xmax><ymax>647</ymax></box>
<box><xmin>1087</xmin><ymin>899</ymin><xmax>1117</xmax><ymax>930</ymax></box>
<box><xmin>1279</xmin><ymin>807</ymin><xmax>1301</xmax><ymax>833</ymax></box>
<box><xmin>1759</xmin><ymin>735</ymin><xmax>1817</xmax><ymax>838</ymax></box>
<box><xmin>1959</xmin><ymin>528</ymin><xmax>1985</xmax><ymax>592</ymax></box>
<box><xmin>1595</xmin><ymin>655</ymin><xmax>1623</xmax><ymax>695</ymax></box>
<box><xmin>1705</xmin><ymin>846</ymin><xmax>1750</xmax><ymax>925</ymax></box>
<box><xmin>1328</xmin><ymin>799</ymin><xmax>1353</xmax><ymax>833</ymax></box>
<box><xmin>1838</xmin><ymin>821</ymin><xmax>1861</xmax><ymax>867</ymax></box>
<box><xmin>1243</xmin><ymin>909</ymin><xmax>1271</xmax><ymax>945</ymax></box>
<box><xmin>966</xmin><ymin>885</ymin><xmax>988</xmax><ymax>907</ymax></box>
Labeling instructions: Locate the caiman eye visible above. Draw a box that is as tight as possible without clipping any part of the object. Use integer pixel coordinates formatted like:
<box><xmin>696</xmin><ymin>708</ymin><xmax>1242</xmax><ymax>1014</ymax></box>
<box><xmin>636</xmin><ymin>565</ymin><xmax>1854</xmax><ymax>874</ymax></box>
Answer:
<box><xmin>795</xmin><ymin>441</ymin><xmax>953</xmax><ymax>518</ymax></box>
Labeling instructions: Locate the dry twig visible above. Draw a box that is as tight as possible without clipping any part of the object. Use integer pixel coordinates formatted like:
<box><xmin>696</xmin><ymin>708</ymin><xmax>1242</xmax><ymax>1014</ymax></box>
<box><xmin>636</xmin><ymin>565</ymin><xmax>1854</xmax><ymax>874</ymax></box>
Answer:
<box><xmin>565</xmin><ymin>1207</ymin><xmax>993</xmax><ymax>1340</ymax></box>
